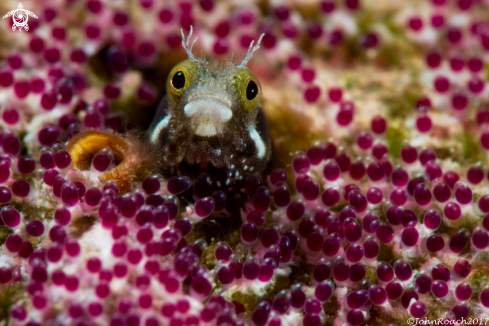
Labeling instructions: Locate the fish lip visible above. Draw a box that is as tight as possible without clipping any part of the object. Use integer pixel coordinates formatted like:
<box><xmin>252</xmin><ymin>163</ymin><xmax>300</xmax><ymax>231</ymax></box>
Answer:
<box><xmin>182</xmin><ymin>86</ymin><xmax>235</xmax><ymax>137</ymax></box>
<box><xmin>184</xmin><ymin>98</ymin><xmax>233</xmax><ymax>137</ymax></box>
<box><xmin>184</xmin><ymin>98</ymin><xmax>232</xmax><ymax>121</ymax></box>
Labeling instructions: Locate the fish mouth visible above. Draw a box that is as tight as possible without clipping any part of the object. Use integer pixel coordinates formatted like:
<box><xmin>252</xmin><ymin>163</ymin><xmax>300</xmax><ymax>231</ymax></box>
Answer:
<box><xmin>184</xmin><ymin>93</ymin><xmax>233</xmax><ymax>137</ymax></box>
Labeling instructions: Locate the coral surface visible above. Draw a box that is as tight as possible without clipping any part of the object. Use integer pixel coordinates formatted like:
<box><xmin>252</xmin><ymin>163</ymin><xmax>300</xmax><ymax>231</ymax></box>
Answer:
<box><xmin>1</xmin><ymin>0</ymin><xmax>489</xmax><ymax>325</ymax></box>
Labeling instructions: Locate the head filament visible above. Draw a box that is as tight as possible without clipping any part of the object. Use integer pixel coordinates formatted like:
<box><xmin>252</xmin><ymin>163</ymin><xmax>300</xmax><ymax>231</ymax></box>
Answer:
<box><xmin>238</xmin><ymin>34</ymin><xmax>264</xmax><ymax>67</ymax></box>
<box><xmin>180</xmin><ymin>27</ymin><xmax>264</xmax><ymax>67</ymax></box>
<box><xmin>181</xmin><ymin>26</ymin><xmax>198</xmax><ymax>60</ymax></box>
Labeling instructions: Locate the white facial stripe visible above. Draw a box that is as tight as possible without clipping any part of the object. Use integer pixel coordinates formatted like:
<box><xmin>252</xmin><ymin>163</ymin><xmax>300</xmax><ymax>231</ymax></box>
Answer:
<box><xmin>248</xmin><ymin>125</ymin><xmax>266</xmax><ymax>159</ymax></box>
<box><xmin>150</xmin><ymin>116</ymin><xmax>170</xmax><ymax>143</ymax></box>
<box><xmin>184</xmin><ymin>99</ymin><xmax>232</xmax><ymax>122</ymax></box>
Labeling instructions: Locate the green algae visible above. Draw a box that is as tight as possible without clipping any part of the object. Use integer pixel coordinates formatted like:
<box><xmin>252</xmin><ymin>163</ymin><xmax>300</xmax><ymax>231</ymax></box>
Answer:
<box><xmin>265</xmin><ymin>274</ymin><xmax>291</xmax><ymax>299</ymax></box>
<box><xmin>377</xmin><ymin>43</ymin><xmax>411</xmax><ymax>68</ymax></box>
<box><xmin>10</xmin><ymin>200</ymin><xmax>55</xmax><ymax>222</ymax></box>
<box><xmin>432</xmin><ymin>214</ymin><xmax>479</xmax><ymax>258</ymax></box>
<box><xmin>266</xmin><ymin>105</ymin><xmax>322</xmax><ymax>172</ymax></box>
<box><xmin>408</xmin><ymin>253</ymin><xmax>430</xmax><ymax>271</ymax></box>
<box><xmin>385</xmin><ymin>123</ymin><xmax>406</xmax><ymax>159</ymax></box>
<box><xmin>181</xmin><ymin>211</ymin><xmax>252</xmax><ymax>281</ymax></box>
<box><xmin>382</xmin><ymin>83</ymin><xmax>421</xmax><ymax>120</ymax></box>
<box><xmin>265</xmin><ymin>261</ymin><xmax>315</xmax><ymax>300</ymax></box>
<box><xmin>200</xmin><ymin>241</ymin><xmax>217</xmax><ymax>271</ymax></box>
<box><xmin>356</xmin><ymin>11</ymin><xmax>375</xmax><ymax>34</ymax></box>
<box><xmin>322</xmin><ymin>295</ymin><xmax>339</xmax><ymax>325</ymax></box>
<box><xmin>328</xmin><ymin>203</ymin><xmax>348</xmax><ymax>215</ymax></box>
<box><xmin>70</xmin><ymin>215</ymin><xmax>98</xmax><ymax>238</ymax></box>
<box><xmin>335</xmin><ymin>9</ymin><xmax>419</xmax><ymax>68</ymax></box>
<box><xmin>4</xmin><ymin>201</ymin><xmax>55</xmax><ymax>246</ymax></box>
<box><xmin>462</xmin><ymin>131</ymin><xmax>486</xmax><ymax>163</ymax></box>
<box><xmin>379</xmin><ymin>24</ymin><xmax>418</xmax><ymax>68</ymax></box>
<box><xmin>434</xmin><ymin>146</ymin><xmax>455</xmax><ymax>161</ymax></box>
<box><xmin>342</xmin><ymin>37</ymin><xmax>368</xmax><ymax>64</ymax></box>
<box><xmin>224</xmin><ymin>227</ymin><xmax>243</xmax><ymax>250</ymax></box>
<box><xmin>3</xmin><ymin>201</ymin><xmax>97</xmax><ymax>241</ymax></box>
<box><xmin>231</xmin><ymin>291</ymin><xmax>257</xmax><ymax>317</ymax></box>
<box><xmin>344</xmin><ymin>76</ymin><xmax>361</xmax><ymax>89</ymax></box>
<box><xmin>192</xmin><ymin>221</ymin><xmax>241</xmax><ymax>271</ymax></box>
<box><xmin>365</xmin><ymin>265</ymin><xmax>379</xmax><ymax>284</ymax></box>
<box><xmin>377</xmin><ymin>242</ymin><xmax>397</xmax><ymax>264</ymax></box>
<box><xmin>468</xmin><ymin>264</ymin><xmax>489</xmax><ymax>301</ymax></box>
<box><xmin>0</xmin><ymin>281</ymin><xmax>24</xmax><ymax>324</ymax></box>
<box><xmin>0</xmin><ymin>226</ymin><xmax>13</xmax><ymax>246</ymax></box>
<box><xmin>366</xmin><ymin>305</ymin><xmax>406</xmax><ymax>326</ymax></box>
<box><xmin>426</xmin><ymin>300</ymin><xmax>448</xmax><ymax>320</ymax></box>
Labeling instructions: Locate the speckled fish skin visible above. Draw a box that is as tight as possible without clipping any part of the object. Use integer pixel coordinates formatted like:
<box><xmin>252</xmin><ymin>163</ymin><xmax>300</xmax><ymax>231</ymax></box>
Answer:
<box><xmin>149</xmin><ymin>60</ymin><xmax>271</xmax><ymax>188</ymax></box>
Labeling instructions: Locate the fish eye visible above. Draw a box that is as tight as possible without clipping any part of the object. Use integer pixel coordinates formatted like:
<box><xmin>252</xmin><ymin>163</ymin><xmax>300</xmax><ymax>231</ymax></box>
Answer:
<box><xmin>234</xmin><ymin>67</ymin><xmax>261</xmax><ymax>111</ymax></box>
<box><xmin>172</xmin><ymin>71</ymin><xmax>186</xmax><ymax>89</ymax></box>
<box><xmin>246</xmin><ymin>80</ymin><xmax>258</xmax><ymax>100</ymax></box>
<box><xmin>166</xmin><ymin>60</ymin><xmax>199</xmax><ymax>101</ymax></box>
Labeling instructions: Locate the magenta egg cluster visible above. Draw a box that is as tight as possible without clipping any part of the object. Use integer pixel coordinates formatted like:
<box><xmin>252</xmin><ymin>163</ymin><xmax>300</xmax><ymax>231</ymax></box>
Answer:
<box><xmin>1</xmin><ymin>0</ymin><xmax>489</xmax><ymax>325</ymax></box>
<box><xmin>273</xmin><ymin>138</ymin><xmax>489</xmax><ymax>323</ymax></box>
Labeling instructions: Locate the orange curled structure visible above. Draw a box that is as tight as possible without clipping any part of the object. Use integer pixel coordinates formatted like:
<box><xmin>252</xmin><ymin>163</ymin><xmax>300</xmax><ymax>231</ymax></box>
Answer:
<box><xmin>67</xmin><ymin>130</ymin><xmax>128</xmax><ymax>171</ymax></box>
<box><xmin>67</xmin><ymin>130</ymin><xmax>155</xmax><ymax>192</ymax></box>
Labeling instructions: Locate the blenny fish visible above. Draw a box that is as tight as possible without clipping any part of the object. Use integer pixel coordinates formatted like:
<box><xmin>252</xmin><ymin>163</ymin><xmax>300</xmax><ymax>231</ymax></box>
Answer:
<box><xmin>148</xmin><ymin>29</ymin><xmax>271</xmax><ymax>188</ymax></box>
<box><xmin>67</xmin><ymin>28</ymin><xmax>271</xmax><ymax>212</ymax></box>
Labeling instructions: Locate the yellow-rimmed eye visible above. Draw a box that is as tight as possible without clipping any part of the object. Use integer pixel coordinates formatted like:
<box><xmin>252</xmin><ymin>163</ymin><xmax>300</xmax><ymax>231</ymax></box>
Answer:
<box><xmin>172</xmin><ymin>71</ymin><xmax>186</xmax><ymax>89</ymax></box>
<box><xmin>246</xmin><ymin>80</ymin><xmax>258</xmax><ymax>100</ymax></box>
<box><xmin>167</xmin><ymin>60</ymin><xmax>199</xmax><ymax>101</ymax></box>
<box><xmin>235</xmin><ymin>67</ymin><xmax>261</xmax><ymax>112</ymax></box>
